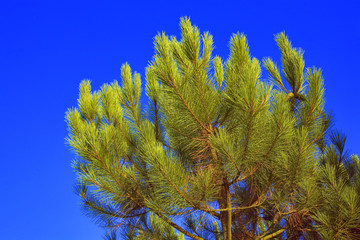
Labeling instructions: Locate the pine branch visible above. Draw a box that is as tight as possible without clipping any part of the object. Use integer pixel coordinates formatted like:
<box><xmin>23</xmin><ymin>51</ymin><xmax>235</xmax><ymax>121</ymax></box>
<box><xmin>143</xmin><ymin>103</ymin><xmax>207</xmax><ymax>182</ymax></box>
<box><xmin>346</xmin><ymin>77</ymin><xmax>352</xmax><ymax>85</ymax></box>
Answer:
<box><xmin>156</xmin><ymin>212</ymin><xmax>205</xmax><ymax>240</ymax></box>
<box><xmin>229</xmin><ymin>103</ymin><xmax>255</xmax><ymax>185</ymax></box>
<box><xmin>258</xmin><ymin>228</ymin><xmax>285</xmax><ymax>240</ymax></box>
<box><xmin>169</xmin><ymin>71</ymin><xmax>211</xmax><ymax>133</ymax></box>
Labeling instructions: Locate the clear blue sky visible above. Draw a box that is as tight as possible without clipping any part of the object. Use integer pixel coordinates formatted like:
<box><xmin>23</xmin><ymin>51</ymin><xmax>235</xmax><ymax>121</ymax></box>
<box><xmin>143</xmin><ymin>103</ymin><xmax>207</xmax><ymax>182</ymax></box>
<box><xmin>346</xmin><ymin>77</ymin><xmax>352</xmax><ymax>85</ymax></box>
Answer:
<box><xmin>0</xmin><ymin>1</ymin><xmax>359</xmax><ymax>239</ymax></box>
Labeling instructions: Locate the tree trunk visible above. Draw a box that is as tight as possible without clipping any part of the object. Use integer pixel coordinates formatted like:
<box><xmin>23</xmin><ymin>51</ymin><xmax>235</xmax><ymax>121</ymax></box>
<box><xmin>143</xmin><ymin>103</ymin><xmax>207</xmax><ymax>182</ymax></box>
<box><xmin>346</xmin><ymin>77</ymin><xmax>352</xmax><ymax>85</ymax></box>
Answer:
<box><xmin>219</xmin><ymin>178</ymin><xmax>232</xmax><ymax>240</ymax></box>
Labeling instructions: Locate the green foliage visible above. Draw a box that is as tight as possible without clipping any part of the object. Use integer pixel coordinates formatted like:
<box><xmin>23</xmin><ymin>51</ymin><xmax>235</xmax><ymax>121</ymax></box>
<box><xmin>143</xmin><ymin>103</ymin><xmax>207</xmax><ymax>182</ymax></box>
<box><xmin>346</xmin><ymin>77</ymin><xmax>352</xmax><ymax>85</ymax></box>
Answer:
<box><xmin>66</xmin><ymin>17</ymin><xmax>360</xmax><ymax>239</ymax></box>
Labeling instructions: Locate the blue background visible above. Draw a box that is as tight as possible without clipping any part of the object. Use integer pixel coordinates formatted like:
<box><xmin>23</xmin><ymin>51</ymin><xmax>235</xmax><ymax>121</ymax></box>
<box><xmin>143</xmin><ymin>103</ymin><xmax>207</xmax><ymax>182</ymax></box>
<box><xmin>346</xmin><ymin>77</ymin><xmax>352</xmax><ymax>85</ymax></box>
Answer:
<box><xmin>1</xmin><ymin>0</ymin><xmax>359</xmax><ymax>239</ymax></box>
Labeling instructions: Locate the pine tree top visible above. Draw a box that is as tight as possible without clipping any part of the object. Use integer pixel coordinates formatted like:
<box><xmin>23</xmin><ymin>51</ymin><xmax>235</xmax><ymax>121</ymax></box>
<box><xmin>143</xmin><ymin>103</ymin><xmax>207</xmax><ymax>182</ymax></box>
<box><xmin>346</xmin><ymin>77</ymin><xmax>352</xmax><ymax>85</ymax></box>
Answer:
<box><xmin>66</xmin><ymin>17</ymin><xmax>360</xmax><ymax>240</ymax></box>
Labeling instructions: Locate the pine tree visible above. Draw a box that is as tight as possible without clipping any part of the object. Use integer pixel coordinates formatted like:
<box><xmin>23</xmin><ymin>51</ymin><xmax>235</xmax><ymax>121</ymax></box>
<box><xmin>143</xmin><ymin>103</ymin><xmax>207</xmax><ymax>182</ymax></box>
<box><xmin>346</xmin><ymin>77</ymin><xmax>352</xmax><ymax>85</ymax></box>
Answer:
<box><xmin>66</xmin><ymin>17</ymin><xmax>360</xmax><ymax>239</ymax></box>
